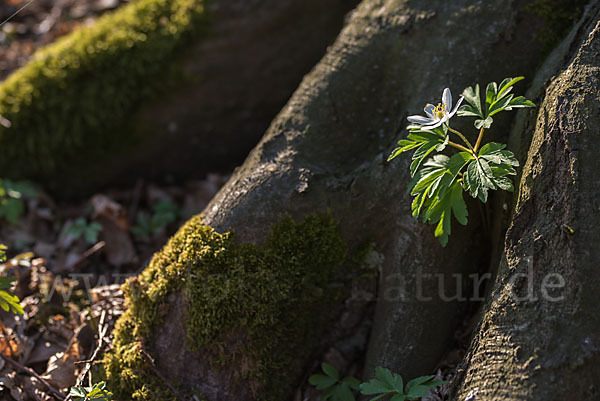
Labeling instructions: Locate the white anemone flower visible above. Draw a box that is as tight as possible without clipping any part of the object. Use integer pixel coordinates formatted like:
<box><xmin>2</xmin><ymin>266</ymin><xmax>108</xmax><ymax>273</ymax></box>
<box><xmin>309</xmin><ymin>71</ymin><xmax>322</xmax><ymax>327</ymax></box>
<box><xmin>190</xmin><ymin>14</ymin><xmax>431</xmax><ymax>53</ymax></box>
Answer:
<box><xmin>407</xmin><ymin>88</ymin><xmax>463</xmax><ymax>129</ymax></box>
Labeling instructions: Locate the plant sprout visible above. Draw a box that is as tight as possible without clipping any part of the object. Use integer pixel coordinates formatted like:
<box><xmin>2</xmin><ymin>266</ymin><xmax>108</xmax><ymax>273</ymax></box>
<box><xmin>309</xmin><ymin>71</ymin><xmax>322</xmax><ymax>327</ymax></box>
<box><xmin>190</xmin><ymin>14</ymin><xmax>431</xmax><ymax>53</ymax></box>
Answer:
<box><xmin>388</xmin><ymin>77</ymin><xmax>535</xmax><ymax>246</ymax></box>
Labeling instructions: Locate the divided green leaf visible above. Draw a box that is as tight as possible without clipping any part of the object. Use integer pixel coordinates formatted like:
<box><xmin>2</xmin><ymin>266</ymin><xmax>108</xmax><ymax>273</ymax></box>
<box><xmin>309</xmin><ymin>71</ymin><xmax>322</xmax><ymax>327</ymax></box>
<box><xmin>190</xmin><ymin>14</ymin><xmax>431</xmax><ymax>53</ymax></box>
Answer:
<box><xmin>388</xmin><ymin>127</ymin><xmax>448</xmax><ymax>177</ymax></box>
<box><xmin>309</xmin><ymin>363</ymin><xmax>360</xmax><ymax>401</ymax></box>
<box><xmin>65</xmin><ymin>217</ymin><xmax>103</xmax><ymax>245</ymax></box>
<box><xmin>360</xmin><ymin>368</ymin><xmax>445</xmax><ymax>401</ymax></box>
<box><xmin>387</xmin><ymin>77</ymin><xmax>529</xmax><ymax>247</ymax></box>
<box><xmin>0</xmin><ymin>179</ymin><xmax>37</xmax><ymax>225</ymax></box>
<box><xmin>463</xmin><ymin>143</ymin><xmax>519</xmax><ymax>202</ymax></box>
<box><xmin>458</xmin><ymin>83</ymin><xmax>484</xmax><ymax>118</ymax></box>
<box><xmin>69</xmin><ymin>382</ymin><xmax>112</xmax><ymax>401</ymax></box>
<box><xmin>458</xmin><ymin>77</ymin><xmax>535</xmax><ymax>128</ymax></box>
<box><xmin>0</xmin><ymin>246</ymin><xmax>24</xmax><ymax>316</ymax></box>
<box><xmin>408</xmin><ymin>153</ymin><xmax>473</xmax><ymax>246</ymax></box>
<box><xmin>0</xmin><ymin>288</ymin><xmax>24</xmax><ymax>315</ymax></box>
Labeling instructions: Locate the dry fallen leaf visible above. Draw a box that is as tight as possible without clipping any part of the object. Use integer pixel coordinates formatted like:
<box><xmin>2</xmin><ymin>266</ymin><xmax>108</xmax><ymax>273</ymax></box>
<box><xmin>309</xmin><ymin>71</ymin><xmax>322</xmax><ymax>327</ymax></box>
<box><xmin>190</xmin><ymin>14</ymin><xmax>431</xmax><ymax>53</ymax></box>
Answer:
<box><xmin>0</xmin><ymin>337</ymin><xmax>19</xmax><ymax>357</ymax></box>
<box><xmin>90</xmin><ymin>194</ymin><xmax>129</xmax><ymax>230</ymax></box>
<box><xmin>98</xmin><ymin>217</ymin><xmax>137</xmax><ymax>266</ymax></box>
<box><xmin>41</xmin><ymin>339</ymin><xmax>81</xmax><ymax>390</ymax></box>
<box><xmin>26</xmin><ymin>340</ymin><xmax>63</xmax><ymax>365</ymax></box>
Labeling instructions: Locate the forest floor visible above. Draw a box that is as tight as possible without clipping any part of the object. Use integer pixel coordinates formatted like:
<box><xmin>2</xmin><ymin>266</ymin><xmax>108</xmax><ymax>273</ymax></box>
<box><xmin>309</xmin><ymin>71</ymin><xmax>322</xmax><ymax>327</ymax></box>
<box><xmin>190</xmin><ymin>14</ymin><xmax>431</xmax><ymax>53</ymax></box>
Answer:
<box><xmin>0</xmin><ymin>173</ymin><xmax>228</xmax><ymax>400</ymax></box>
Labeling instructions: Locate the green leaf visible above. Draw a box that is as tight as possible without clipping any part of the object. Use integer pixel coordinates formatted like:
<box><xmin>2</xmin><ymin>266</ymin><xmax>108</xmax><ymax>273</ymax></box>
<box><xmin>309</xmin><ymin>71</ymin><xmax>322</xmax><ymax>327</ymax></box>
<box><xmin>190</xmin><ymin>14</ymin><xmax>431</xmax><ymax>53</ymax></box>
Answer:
<box><xmin>474</xmin><ymin>116</ymin><xmax>493</xmax><ymax>129</ymax></box>
<box><xmin>488</xmin><ymin>94</ymin><xmax>514</xmax><ymax>117</ymax></box>
<box><xmin>408</xmin><ymin>153</ymin><xmax>472</xmax><ymax>246</ymax></box>
<box><xmin>409</xmin><ymin>153</ymin><xmax>471</xmax><ymax>198</ymax></box>
<box><xmin>0</xmin><ymin>290</ymin><xmax>24</xmax><ymax>315</ymax></box>
<box><xmin>405</xmin><ymin>385</ymin><xmax>432</xmax><ymax>399</ymax></box>
<box><xmin>342</xmin><ymin>377</ymin><xmax>361</xmax><ymax>391</ymax></box>
<box><xmin>0</xmin><ymin>277</ymin><xmax>17</xmax><ymax>290</ymax></box>
<box><xmin>405</xmin><ymin>375</ymin><xmax>435</xmax><ymax>390</ymax></box>
<box><xmin>485</xmin><ymin>81</ymin><xmax>498</xmax><ymax>113</ymax></box>
<box><xmin>309</xmin><ymin>374</ymin><xmax>337</xmax><ymax>390</ymax></box>
<box><xmin>322</xmin><ymin>363</ymin><xmax>340</xmax><ymax>381</ymax></box>
<box><xmin>494</xmin><ymin>176</ymin><xmax>514</xmax><ymax>191</ymax></box>
<box><xmin>479</xmin><ymin>142</ymin><xmax>519</xmax><ymax>167</ymax></box>
<box><xmin>360</xmin><ymin>379</ymin><xmax>394</xmax><ymax>395</ymax></box>
<box><xmin>460</xmin><ymin>84</ymin><xmax>483</xmax><ymax>118</ymax></box>
<box><xmin>450</xmin><ymin>180</ymin><xmax>468</xmax><ymax>226</ymax></box>
<box><xmin>459</xmin><ymin>77</ymin><xmax>534</xmax><ymax>123</ymax></box>
<box><xmin>506</xmin><ymin>96</ymin><xmax>536</xmax><ymax>109</ymax></box>
<box><xmin>464</xmin><ymin>158</ymin><xmax>496</xmax><ymax>203</ymax></box>
<box><xmin>388</xmin><ymin>140</ymin><xmax>421</xmax><ymax>161</ymax></box>
<box><xmin>69</xmin><ymin>382</ymin><xmax>112</xmax><ymax>401</ymax></box>
<box><xmin>0</xmin><ymin>197</ymin><xmax>24</xmax><ymax>225</ymax></box>
<box><xmin>388</xmin><ymin>129</ymin><xmax>445</xmax><ymax>165</ymax></box>
<box><xmin>404</xmin><ymin>376</ymin><xmax>445</xmax><ymax>400</ymax></box>
<box><xmin>359</xmin><ymin>367</ymin><xmax>405</xmax><ymax>401</ymax></box>
<box><xmin>69</xmin><ymin>386</ymin><xmax>86</xmax><ymax>398</ymax></box>
<box><xmin>410</xmin><ymin>141</ymin><xmax>441</xmax><ymax>177</ymax></box>
<box><xmin>391</xmin><ymin>395</ymin><xmax>407</xmax><ymax>401</ymax></box>
<box><xmin>83</xmin><ymin>222</ymin><xmax>102</xmax><ymax>244</ymax></box>
<box><xmin>322</xmin><ymin>386</ymin><xmax>336</xmax><ymax>400</ymax></box>
<box><xmin>387</xmin><ymin>129</ymin><xmax>447</xmax><ymax>175</ymax></box>
<box><xmin>435</xmin><ymin>135</ymin><xmax>449</xmax><ymax>152</ymax></box>
<box><xmin>497</xmin><ymin>76</ymin><xmax>524</xmax><ymax>98</ymax></box>
<box><xmin>375</xmin><ymin>366</ymin><xmax>396</xmax><ymax>389</ymax></box>
<box><xmin>4</xmin><ymin>180</ymin><xmax>37</xmax><ymax>199</ymax></box>
<box><xmin>334</xmin><ymin>383</ymin><xmax>356</xmax><ymax>401</ymax></box>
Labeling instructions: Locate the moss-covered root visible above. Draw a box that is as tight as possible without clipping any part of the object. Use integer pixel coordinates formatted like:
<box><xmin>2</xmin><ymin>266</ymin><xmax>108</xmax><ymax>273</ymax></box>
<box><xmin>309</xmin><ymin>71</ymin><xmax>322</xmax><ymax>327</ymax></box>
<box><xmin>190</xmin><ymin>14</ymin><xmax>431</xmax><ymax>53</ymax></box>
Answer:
<box><xmin>105</xmin><ymin>214</ymin><xmax>354</xmax><ymax>400</ymax></box>
<box><xmin>0</xmin><ymin>0</ymin><xmax>207</xmax><ymax>185</ymax></box>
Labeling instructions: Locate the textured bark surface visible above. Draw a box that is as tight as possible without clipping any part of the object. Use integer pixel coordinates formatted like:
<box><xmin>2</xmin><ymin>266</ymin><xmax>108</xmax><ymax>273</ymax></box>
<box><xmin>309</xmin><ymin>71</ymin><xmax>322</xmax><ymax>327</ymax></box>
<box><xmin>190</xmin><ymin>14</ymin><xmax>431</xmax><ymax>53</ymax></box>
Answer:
<box><xmin>454</xmin><ymin>5</ymin><xmax>600</xmax><ymax>400</ymax></box>
<box><xmin>128</xmin><ymin>0</ymin><xmax>575</xmax><ymax>399</ymax></box>
<box><xmin>100</xmin><ymin>0</ymin><xmax>360</xmax><ymax>191</ymax></box>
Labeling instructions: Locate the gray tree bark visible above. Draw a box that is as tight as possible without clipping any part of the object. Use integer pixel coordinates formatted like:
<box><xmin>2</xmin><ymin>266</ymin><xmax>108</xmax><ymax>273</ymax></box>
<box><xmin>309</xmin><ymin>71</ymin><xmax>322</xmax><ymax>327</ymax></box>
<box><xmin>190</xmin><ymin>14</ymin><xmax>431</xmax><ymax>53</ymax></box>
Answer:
<box><xmin>100</xmin><ymin>0</ymin><xmax>360</xmax><ymax>192</ymax></box>
<box><xmin>201</xmin><ymin>0</ymin><xmax>564</xmax><ymax>386</ymax></box>
<box><xmin>105</xmin><ymin>0</ymin><xmax>593</xmax><ymax>399</ymax></box>
<box><xmin>454</xmin><ymin>3</ymin><xmax>600</xmax><ymax>400</ymax></box>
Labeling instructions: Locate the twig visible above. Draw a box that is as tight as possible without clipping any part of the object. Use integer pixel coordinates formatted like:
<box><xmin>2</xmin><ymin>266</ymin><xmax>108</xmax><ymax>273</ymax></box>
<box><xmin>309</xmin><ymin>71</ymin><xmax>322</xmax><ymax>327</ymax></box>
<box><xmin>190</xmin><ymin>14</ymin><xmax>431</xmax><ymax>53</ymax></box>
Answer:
<box><xmin>1</xmin><ymin>354</ymin><xmax>66</xmax><ymax>400</ymax></box>
<box><xmin>67</xmin><ymin>241</ymin><xmax>106</xmax><ymax>270</ymax></box>
<box><xmin>65</xmin><ymin>310</ymin><xmax>108</xmax><ymax>401</ymax></box>
<box><xmin>0</xmin><ymin>0</ymin><xmax>36</xmax><ymax>28</ymax></box>
<box><xmin>140</xmin><ymin>343</ymin><xmax>186</xmax><ymax>401</ymax></box>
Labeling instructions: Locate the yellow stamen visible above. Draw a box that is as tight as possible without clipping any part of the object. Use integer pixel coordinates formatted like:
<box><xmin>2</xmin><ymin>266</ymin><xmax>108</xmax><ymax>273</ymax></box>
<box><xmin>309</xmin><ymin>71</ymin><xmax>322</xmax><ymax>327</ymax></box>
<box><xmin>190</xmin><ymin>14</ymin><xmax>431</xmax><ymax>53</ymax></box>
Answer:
<box><xmin>434</xmin><ymin>102</ymin><xmax>447</xmax><ymax>119</ymax></box>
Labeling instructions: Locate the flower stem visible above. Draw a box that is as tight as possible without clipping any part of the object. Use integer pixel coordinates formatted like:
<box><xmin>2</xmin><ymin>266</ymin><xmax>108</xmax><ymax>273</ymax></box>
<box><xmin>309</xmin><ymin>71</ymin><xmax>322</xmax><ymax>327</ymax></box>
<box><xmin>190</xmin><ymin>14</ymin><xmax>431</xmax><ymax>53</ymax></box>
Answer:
<box><xmin>474</xmin><ymin>126</ymin><xmax>485</xmax><ymax>153</ymax></box>
<box><xmin>447</xmin><ymin>125</ymin><xmax>475</xmax><ymax>153</ymax></box>
<box><xmin>447</xmin><ymin>140</ymin><xmax>472</xmax><ymax>153</ymax></box>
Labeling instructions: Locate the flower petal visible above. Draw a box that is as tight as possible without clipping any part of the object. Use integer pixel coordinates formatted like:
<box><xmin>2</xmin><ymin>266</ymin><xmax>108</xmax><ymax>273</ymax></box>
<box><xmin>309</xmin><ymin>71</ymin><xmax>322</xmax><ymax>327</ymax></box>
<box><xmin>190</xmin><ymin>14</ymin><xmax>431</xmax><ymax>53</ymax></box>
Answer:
<box><xmin>424</xmin><ymin>104</ymin><xmax>436</xmax><ymax>118</ymax></box>
<box><xmin>448</xmin><ymin>96</ymin><xmax>464</xmax><ymax>117</ymax></box>
<box><xmin>407</xmin><ymin>115</ymin><xmax>435</xmax><ymax>125</ymax></box>
<box><xmin>422</xmin><ymin>118</ymin><xmax>445</xmax><ymax>130</ymax></box>
<box><xmin>442</xmin><ymin>88</ymin><xmax>452</xmax><ymax>112</ymax></box>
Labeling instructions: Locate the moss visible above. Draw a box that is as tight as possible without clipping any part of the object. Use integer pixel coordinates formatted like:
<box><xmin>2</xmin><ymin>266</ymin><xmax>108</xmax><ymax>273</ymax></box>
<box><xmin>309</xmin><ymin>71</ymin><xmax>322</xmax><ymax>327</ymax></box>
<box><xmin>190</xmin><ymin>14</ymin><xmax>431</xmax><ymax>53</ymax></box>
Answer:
<box><xmin>105</xmin><ymin>214</ymin><xmax>356</xmax><ymax>400</ymax></box>
<box><xmin>524</xmin><ymin>0</ymin><xmax>587</xmax><ymax>57</ymax></box>
<box><xmin>0</xmin><ymin>0</ymin><xmax>208</xmax><ymax>186</ymax></box>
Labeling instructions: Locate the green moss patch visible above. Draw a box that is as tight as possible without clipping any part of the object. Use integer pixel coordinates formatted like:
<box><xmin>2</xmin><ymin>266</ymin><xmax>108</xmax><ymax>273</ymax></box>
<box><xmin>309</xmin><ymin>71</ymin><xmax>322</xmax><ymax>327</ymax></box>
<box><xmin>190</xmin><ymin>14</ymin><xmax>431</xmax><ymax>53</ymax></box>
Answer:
<box><xmin>105</xmin><ymin>214</ymin><xmax>356</xmax><ymax>400</ymax></box>
<box><xmin>0</xmin><ymin>0</ymin><xmax>207</xmax><ymax>184</ymax></box>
